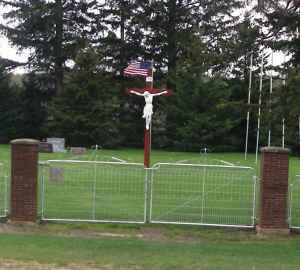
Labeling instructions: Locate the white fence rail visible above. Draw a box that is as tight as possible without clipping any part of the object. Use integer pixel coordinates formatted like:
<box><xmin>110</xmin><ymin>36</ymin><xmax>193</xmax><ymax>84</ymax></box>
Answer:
<box><xmin>39</xmin><ymin>160</ymin><xmax>257</xmax><ymax>228</ymax></box>
<box><xmin>150</xmin><ymin>163</ymin><xmax>256</xmax><ymax>228</ymax></box>
<box><xmin>0</xmin><ymin>163</ymin><xmax>8</xmax><ymax>218</ymax></box>
<box><xmin>289</xmin><ymin>175</ymin><xmax>300</xmax><ymax>229</ymax></box>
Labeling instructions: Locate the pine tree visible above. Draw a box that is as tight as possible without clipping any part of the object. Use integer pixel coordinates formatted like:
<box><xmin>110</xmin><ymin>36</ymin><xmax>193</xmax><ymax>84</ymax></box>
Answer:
<box><xmin>0</xmin><ymin>58</ymin><xmax>23</xmax><ymax>141</ymax></box>
<box><xmin>261</xmin><ymin>0</ymin><xmax>300</xmax><ymax>66</ymax></box>
<box><xmin>20</xmin><ymin>72</ymin><xmax>52</xmax><ymax>138</ymax></box>
<box><xmin>47</xmin><ymin>47</ymin><xmax>123</xmax><ymax>147</ymax></box>
<box><xmin>99</xmin><ymin>0</ymin><xmax>143</xmax><ymax>74</ymax></box>
<box><xmin>0</xmin><ymin>0</ymin><xmax>96</xmax><ymax>94</ymax></box>
<box><xmin>134</xmin><ymin>0</ymin><xmax>243</xmax><ymax>79</ymax></box>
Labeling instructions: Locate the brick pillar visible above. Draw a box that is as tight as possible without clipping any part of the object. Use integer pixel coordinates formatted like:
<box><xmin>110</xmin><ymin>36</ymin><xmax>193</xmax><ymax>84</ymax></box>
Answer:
<box><xmin>10</xmin><ymin>139</ymin><xmax>39</xmax><ymax>223</ymax></box>
<box><xmin>257</xmin><ymin>147</ymin><xmax>290</xmax><ymax>234</ymax></box>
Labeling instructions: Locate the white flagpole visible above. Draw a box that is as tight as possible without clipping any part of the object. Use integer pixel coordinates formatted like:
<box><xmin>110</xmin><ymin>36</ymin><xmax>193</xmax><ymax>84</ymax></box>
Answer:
<box><xmin>255</xmin><ymin>55</ymin><xmax>264</xmax><ymax>164</ymax></box>
<box><xmin>296</xmin><ymin>28</ymin><xmax>300</xmax><ymax>142</ymax></box>
<box><xmin>282</xmin><ymin>54</ymin><xmax>286</xmax><ymax>149</ymax></box>
<box><xmin>149</xmin><ymin>60</ymin><xmax>154</xmax><ymax>163</ymax></box>
<box><xmin>282</xmin><ymin>118</ymin><xmax>285</xmax><ymax>148</ymax></box>
<box><xmin>268</xmin><ymin>51</ymin><xmax>273</xmax><ymax>147</ymax></box>
<box><xmin>245</xmin><ymin>53</ymin><xmax>253</xmax><ymax>160</ymax></box>
<box><xmin>283</xmin><ymin>54</ymin><xmax>287</xmax><ymax>86</ymax></box>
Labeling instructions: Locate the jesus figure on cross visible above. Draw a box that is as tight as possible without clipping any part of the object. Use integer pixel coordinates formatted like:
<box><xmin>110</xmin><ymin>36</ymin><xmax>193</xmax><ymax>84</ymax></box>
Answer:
<box><xmin>130</xmin><ymin>90</ymin><xmax>168</xmax><ymax>130</ymax></box>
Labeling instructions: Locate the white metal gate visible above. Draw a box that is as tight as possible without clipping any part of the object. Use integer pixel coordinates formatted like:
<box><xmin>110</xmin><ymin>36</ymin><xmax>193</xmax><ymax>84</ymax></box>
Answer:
<box><xmin>40</xmin><ymin>160</ymin><xmax>146</xmax><ymax>223</ymax></box>
<box><xmin>289</xmin><ymin>175</ymin><xmax>300</xmax><ymax>229</ymax></box>
<box><xmin>150</xmin><ymin>163</ymin><xmax>256</xmax><ymax>228</ymax></box>
<box><xmin>40</xmin><ymin>160</ymin><xmax>257</xmax><ymax>228</ymax></box>
<box><xmin>0</xmin><ymin>163</ymin><xmax>8</xmax><ymax>218</ymax></box>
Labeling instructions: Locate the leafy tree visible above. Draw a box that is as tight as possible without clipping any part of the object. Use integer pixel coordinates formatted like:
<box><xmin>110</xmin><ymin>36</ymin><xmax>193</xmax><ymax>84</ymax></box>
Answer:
<box><xmin>0</xmin><ymin>58</ymin><xmax>22</xmax><ymax>142</ymax></box>
<box><xmin>134</xmin><ymin>0</ymin><xmax>243</xmax><ymax>80</ymax></box>
<box><xmin>20</xmin><ymin>72</ymin><xmax>53</xmax><ymax>138</ymax></box>
<box><xmin>48</xmin><ymin>47</ymin><xmax>122</xmax><ymax>148</ymax></box>
<box><xmin>269</xmin><ymin>68</ymin><xmax>300</xmax><ymax>151</ymax></box>
<box><xmin>156</xmin><ymin>37</ymin><xmax>239</xmax><ymax>151</ymax></box>
<box><xmin>99</xmin><ymin>0</ymin><xmax>144</xmax><ymax>74</ymax></box>
<box><xmin>261</xmin><ymin>0</ymin><xmax>300</xmax><ymax>66</ymax></box>
<box><xmin>255</xmin><ymin>1</ymin><xmax>300</xmax><ymax>150</ymax></box>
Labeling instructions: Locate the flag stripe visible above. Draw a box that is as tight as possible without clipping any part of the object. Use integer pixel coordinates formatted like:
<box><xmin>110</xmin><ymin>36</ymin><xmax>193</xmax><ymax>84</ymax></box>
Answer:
<box><xmin>124</xmin><ymin>61</ymin><xmax>152</xmax><ymax>77</ymax></box>
<box><xmin>124</xmin><ymin>70</ymin><xmax>149</xmax><ymax>75</ymax></box>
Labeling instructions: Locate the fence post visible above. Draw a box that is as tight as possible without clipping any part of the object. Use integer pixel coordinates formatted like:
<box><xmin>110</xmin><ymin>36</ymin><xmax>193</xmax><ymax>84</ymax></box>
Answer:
<box><xmin>145</xmin><ymin>168</ymin><xmax>152</xmax><ymax>223</ymax></box>
<box><xmin>257</xmin><ymin>147</ymin><xmax>290</xmax><ymax>234</ymax></box>
<box><xmin>10</xmin><ymin>139</ymin><xmax>39</xmax><ymax>223</ymax></box>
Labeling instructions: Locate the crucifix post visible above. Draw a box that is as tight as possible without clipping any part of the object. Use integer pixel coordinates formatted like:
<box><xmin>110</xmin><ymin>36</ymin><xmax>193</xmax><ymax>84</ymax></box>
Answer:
<box><xmin>125</xmin><ymin>60</ymin><xmax>172</xmax><ymax>223</ymax></box>
<box><xmin>126</xmin><ymin>86</ymin><xmax>171</xmax><ymax>167</ymax></box>
<box><xmin>126</xmin><ymin>62</ymin><xmax>172</xmax><ymax>168</ymax></box>
<box><xmin>144</xmin><ymin>71</ymin><xmax>153</xmax><ymax>168</ymax></box>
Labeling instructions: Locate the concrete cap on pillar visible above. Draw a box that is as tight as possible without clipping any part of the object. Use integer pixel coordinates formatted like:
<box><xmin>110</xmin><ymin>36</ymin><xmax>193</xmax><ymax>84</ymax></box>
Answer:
<box><xmin>10</xmin><ymin>139</ymin><xmax>40</xmax><ymax>145</ymax></box>
<box><xmin>260</xmin><ymin>147</ymin><xmax>290</xmax><ymax>154</ymax></box>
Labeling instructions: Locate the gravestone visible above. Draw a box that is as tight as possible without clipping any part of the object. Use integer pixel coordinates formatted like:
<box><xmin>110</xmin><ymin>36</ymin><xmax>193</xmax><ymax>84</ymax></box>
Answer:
<box><xmin>70</xmin><ymin>147</ymin><xmax>87</xmax><ymax>155</ymax></box>
<box><xmin>49</xmin><ymin>167</ymin><xmax>64</xmax><ymax>182</ymax></box>
<box><xmin>38</xmin><ymin>142</ymin><xmax>53</xmax><ymax>153</ymax></box>
<box><xmin>47</xmin><ymin>138</ymin><xmax>66</xmax><ymax>153</ymax></box>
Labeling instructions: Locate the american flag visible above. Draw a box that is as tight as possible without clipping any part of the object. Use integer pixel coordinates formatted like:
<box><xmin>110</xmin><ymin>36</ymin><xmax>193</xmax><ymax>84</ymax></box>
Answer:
<box><xmin>124</xmin><ymin>61</ymin><xmax>152</xmax><ymax>77</ymax></box>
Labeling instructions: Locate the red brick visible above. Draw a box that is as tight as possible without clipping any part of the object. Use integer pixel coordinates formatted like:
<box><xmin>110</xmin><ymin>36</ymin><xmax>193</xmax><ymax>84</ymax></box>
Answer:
<box><xmin>10</xmin><ymin>139</ymin><xmax>39</xmax><ymax>223</ymax></box>
<box><xmin>258</xmin><ymin>147</ymin><xmax>290</xmax><ymax>232</ymax></box>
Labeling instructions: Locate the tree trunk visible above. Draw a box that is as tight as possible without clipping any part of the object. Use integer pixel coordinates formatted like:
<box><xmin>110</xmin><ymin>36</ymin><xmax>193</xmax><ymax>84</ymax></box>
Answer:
<box><xmin>120</xmin><ymin>1</ymin><xmax>126</xmax><ymax>72</ymax></box>
<box><xmin>167</xmin><ymin>0</ymin><xmax>177</xmax><ymax>88</ymax></box>
<box><xmin>54</xmin><ymin>0</ymin><xmax>64</xmax><ymax>95</ymax></box>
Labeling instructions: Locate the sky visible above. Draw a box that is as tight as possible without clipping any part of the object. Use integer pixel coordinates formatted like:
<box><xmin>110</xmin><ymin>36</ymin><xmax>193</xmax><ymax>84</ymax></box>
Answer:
<box><xmin>0</xmin><ymin>36</ymin><xmax>29</xmax><ymax>62</ymax></box>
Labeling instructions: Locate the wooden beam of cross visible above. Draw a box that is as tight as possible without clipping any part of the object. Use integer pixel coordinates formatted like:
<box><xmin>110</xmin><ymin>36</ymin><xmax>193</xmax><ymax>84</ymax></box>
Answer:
<box><xmin>125</xmin><ymin>87</ymin><xmax>173</xmax><ymax>96</ymax></box>
<box><xmin>126</xmin><ymin>87</ymin><xmax>172</xmax><ymax>168</ymax></box>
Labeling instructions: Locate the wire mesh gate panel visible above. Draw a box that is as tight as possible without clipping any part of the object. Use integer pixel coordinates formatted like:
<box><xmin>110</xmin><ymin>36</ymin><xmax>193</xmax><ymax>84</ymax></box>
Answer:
<box><xmin>40</xmin><ymin>160</ymin><xmax>257</xmax><ymax>227</ymax></box>
<box><xmin>289</xmin><ymin>175</ymin><xmax>300</xmax><ymax>229</ymax></box>
<box><xmin>0</xmin><ymin>163</ymin><xmax>8</xmax><ymax>217</ymax></box>
<box><xmin>40</xmin><ymin>160</ymin><xmax>146</xmax><ymax>223</ymax></box>
<box><xmin>150</xmin><ymin>163</ymin><xmax>256</xmax><ymax>227</ymax></box>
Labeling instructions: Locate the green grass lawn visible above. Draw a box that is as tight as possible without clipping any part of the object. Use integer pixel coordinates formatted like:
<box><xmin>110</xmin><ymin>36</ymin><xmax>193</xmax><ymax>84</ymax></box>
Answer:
<box><xmin>0</xmin><ymin>144</ymin><xmax>264</xmax><ymax>167</ymax></box>
<box><xmin>1</xmin><ymin>227</ymin><xmax>300</xmax><ymax>270</ymax></box>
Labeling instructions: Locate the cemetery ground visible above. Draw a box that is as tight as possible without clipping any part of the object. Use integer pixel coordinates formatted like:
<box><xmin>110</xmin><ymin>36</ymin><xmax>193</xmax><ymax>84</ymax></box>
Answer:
<box><xmin>1</xmin><ymin>223</ymin><xmax>300</xmax><ymax>269</ymax></box>
<box><xmin>0</xmin><ymin>143</ymin><xmax>299</xmax><ymax>170</ymax></box>
<box><xmin>0</xmin><ymin>144</ymin><xmax>300</xmax><ymax>269</ymax></box>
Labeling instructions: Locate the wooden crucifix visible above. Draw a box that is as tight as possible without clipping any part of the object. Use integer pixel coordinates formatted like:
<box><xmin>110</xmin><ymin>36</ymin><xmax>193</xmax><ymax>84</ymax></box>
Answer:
<box><xmin>126</xmin><ymin>80</ymin><xmax>172</xmax><ymax>168</ymax></box>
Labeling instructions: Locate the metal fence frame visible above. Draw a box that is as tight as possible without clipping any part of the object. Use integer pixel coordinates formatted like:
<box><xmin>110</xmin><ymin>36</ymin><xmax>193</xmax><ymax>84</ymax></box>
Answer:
<box><xmin>149</xmin><ymin>163</ymin><xmax>257</xmax><ymax>228</ymax></box>
<box><xmin>40</xmin><ymin>160</ymin><xmax>146</xmax><ymax>224</ymax></box>
<box><xmin>289</xmin><ymin>175</ymin><xmax>300</xmax><ymax>229</ymax></box>
<box><xmin>39</xmin><ymin>160</ymin><xmax>257</xmax><ymax>228</ymax></box>
<box><xmin>0</xmin><ymin>163</ymin><xmax>9</xmax><ymax>218</ymax></box>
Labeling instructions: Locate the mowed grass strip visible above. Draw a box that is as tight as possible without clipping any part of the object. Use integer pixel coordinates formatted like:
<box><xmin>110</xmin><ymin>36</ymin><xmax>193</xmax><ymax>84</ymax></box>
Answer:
<box><xmin>0</xmin><ymin>232</ymin><xmax>300</xmax><ymax>270</ymax></box>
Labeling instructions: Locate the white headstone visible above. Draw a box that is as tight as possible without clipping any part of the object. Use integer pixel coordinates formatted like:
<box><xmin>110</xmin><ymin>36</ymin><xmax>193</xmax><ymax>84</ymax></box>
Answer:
<box><xmin>47</xmin><ymin>138</ymin><xmax>66</xmax><ymax>153</ymax></box>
